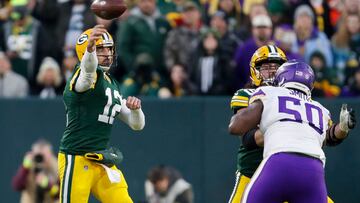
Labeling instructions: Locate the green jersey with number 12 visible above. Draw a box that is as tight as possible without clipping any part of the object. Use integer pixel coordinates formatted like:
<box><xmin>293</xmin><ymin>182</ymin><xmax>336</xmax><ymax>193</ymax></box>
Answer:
<box><xmin>60</xmin><ymin>65</ymin><xmax>123</xmax><ymax>154</ymax></box>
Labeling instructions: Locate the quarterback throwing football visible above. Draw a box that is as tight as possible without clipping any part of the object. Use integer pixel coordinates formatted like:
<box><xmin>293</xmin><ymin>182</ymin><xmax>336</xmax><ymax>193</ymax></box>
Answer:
<box><xmin>58</xmin><ymin>25</ymin><xmax>145</xmax><ymax>203</ymax></box>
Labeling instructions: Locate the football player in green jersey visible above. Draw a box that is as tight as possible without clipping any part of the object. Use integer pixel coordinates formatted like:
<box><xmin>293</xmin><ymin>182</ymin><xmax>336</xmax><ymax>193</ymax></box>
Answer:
<box><xmin>228</xmin><ymin>45</ymin><xmax>287</xmax><ymax>203</ymax></box>
<box><xmin>58</xmin><ymin>25</ymin><xmax>145</xmax><ymax>203</ymax></box>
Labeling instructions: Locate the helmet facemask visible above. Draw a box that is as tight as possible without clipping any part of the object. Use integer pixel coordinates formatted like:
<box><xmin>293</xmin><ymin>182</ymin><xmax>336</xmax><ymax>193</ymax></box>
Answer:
<box><xmin>256</xmin><ymin>59</ymin><xmax>284</xmax><ymax>86</ymax></box>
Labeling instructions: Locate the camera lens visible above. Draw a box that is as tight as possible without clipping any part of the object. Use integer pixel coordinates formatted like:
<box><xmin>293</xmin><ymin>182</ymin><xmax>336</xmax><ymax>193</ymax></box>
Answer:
<box><xmin>34</xmin><ymin>167</ymin><xmax>42</xmax><ymax>174</ymax></box>
<box><xmin>34</xmin><ymin>154</ymin><xmax>44</xmax><ymax>163</ymax></box>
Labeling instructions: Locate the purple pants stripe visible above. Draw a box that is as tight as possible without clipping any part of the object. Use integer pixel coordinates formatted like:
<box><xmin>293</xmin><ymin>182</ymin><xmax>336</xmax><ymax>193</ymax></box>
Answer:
<box><xmin>242</xmin><ymin>152</ymin><xmax>327</xmax><ymax>203</ymax></box>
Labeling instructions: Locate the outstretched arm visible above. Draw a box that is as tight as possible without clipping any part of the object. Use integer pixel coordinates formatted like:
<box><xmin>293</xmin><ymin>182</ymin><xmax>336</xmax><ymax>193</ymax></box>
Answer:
<box><xmin>229</xmin><ymin>100</ymin><xmax>263</xmax><ymax>136</ymax></box>
<box><xmin>118</xmin><ymin>96</ymin><xmax>145</xmax><ymax>130</ymax></box>
<box><xmin>75</xmin><ymin>25</ymin><xmax>107</xmax><ymax>92</ymax></box>
<box><xmin>325</xmin><ymin>104</ymin><xmax>356</xmax><ymax>146</ymax></box>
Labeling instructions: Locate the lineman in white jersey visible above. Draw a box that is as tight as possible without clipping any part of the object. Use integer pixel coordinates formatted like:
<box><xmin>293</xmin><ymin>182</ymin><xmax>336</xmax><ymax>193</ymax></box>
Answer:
<box><xmin>229</xmin><ymin>61</ymin><xmax>356</xmax><ymax>203</ymax></box>
<box><xmin>250</xmin><ymin>85</ymin><xmax>329</xmax><ymax>164</ymax></box>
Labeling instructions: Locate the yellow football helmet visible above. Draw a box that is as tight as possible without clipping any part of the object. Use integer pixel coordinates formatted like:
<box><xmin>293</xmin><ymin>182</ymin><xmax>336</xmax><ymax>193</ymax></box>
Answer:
<box><xmin>75</xmin><ymin>28</ymin><xmax>114</xmax><ymax>68</ymax></box>
<box><xmin>250</xmin><ymin>45</ymin><xmax>287</xmax><ymax>86</ymax></box>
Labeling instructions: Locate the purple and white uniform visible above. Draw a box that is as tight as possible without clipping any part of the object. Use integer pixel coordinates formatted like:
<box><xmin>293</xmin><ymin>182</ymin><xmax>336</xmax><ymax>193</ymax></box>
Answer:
<box><xmin>241</xmin><ymin>86</ymin><xmax>331</xmax><ymax>203</ymax></box>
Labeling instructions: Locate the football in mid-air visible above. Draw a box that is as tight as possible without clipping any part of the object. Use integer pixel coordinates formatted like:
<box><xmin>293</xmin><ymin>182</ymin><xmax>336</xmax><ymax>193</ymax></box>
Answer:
<box><xmin>91</xmin><ymin>0</ymin><xmax>127</xmax><ymax>20</ymax></box>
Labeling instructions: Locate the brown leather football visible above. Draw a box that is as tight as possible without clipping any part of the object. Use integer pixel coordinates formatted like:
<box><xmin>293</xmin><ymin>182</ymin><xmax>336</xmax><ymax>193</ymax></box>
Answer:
<box><xmin>91</xmin><ymin>0</ymin><xmax>127</xmax><ymax>20</ymax></box>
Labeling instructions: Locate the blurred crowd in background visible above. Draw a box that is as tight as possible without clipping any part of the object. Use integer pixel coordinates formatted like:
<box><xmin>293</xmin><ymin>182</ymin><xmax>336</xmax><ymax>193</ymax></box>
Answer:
<box><xmin>0</xmin><ymin>0</ymin><xmax>360</xmax><ymax>99</ymax></box>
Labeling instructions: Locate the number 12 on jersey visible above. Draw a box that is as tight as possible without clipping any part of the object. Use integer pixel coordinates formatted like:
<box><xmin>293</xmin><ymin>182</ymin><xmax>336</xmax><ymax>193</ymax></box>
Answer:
<box><xmin>98</xmin><ymin>87</ymin><xmax>122</xmax><ymax>124</ymax></box>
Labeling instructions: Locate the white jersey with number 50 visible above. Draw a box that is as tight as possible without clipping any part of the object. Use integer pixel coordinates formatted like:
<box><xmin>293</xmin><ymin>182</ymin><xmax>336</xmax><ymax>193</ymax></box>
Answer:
<box><xmin>249</xmin><ymin>86</ymin><xmax>331</xmax><ymax>164</ymax></box>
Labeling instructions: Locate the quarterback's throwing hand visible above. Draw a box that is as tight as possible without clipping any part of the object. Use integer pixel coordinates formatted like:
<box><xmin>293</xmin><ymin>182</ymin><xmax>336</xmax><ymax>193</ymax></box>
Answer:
<box><xmin>126</xmin><ymin>96</ymin><xmax>141</xmax><ymax>110</ymax></box>
<box><xmin>87</xmin><ymin>25</ymin><xmax>107</xmax><ymax>52</ymax></box>
<box><xmin>339</xmin><ymin>104</ymin><xmax>356</xmax><ymax>132</ymax></box>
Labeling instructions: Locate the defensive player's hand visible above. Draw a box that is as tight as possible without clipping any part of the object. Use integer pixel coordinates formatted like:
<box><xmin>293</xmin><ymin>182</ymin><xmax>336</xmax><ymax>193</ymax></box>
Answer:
<box><xmin>339</xmin><ymin>104</ymin><xmax>356</xmax><ymax>133</ymax></box>
<box><xmin>126</xmin><ymin>96</ymin><xmax>141</xmax><ymax>110</ymax></box>
<box><xmin>87</xmin><ymin>25</ymin><xmax>107</xmax><ymax>53</ymax></box>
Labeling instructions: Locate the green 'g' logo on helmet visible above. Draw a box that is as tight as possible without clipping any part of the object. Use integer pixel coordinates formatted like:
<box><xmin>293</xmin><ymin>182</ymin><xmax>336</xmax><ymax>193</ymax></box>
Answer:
<box><xmin>77</xmin><ymin>34</ymin><xmax>88</xmax><ymax>45</ymax></box>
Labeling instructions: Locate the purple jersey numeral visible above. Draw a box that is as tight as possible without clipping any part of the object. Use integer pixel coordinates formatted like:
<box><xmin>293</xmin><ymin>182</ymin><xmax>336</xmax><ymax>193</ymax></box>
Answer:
<box><xmin>305</xmin><ymin>103</ymin><xmax>324</xmax><ymax>134</ymax></box>
<box><xmin>278</xmin><ymin>96</ymin><xmax>324</xmax><ymax>134</ymax></box>
<box><xmin>279</xmin><ymin>96</ymin><xmax>302</xmax><ymax>123</ymax></box>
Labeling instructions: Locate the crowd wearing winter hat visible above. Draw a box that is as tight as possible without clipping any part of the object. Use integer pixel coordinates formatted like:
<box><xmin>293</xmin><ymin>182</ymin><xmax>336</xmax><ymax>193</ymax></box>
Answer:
<box><xmin>1</xmin><ymin>0</ymin><xmax>360</xmax><ymax>98</ymax></box>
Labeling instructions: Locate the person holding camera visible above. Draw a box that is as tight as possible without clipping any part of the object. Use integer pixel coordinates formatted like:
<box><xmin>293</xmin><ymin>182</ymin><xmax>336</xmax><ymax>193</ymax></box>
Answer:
<box><xmin>145</xmin><ymin>165</ymin><xmax>194</xmax><ymax>203</ymax></box>
<box><xmin>12</xmin><ymin>139</ymin><xmax>59</xmax><ymax>203</ymax></box>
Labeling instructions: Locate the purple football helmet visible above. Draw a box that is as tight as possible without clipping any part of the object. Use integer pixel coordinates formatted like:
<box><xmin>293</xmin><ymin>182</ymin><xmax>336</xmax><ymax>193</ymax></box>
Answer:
<box><xmin>274</xmin><ymin>60</ymin><xmax>315</xmax><ymax>96</ymax></box>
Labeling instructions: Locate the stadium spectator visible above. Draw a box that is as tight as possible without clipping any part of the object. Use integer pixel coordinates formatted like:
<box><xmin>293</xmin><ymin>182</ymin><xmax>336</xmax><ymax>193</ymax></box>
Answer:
<box><xmin>241</xmin><ymin>0</ymin><xmax>267</xmax><ymax>17</ymax></box>
<box><xmin>210</xmin><ymin>11</ymin><xmax>241</xmax><ymax>65</ymax></box>
<box><xmin>267</xmin><ymin>0</ymin><xmax>289</xmax><ymax>25</ymax></box>
<box><xmin>12</xmin><ymin>139</ymin><xmax>59</xmax><ymax>203</ymax></box>
<box><xmin>332</xmin><ymin>13</ymin><xmax>360</xmax><ymax>84</ymax></box>
<box><xmin>0</xmin><ymin>0</ymin><xmax>11</xmax><ymax>22</ymax></box>
<box><xmin>62</xmin><ymin>48</ymin><xmax>78</xmax><ymax>81</ymax></box>
<box><xmin>190</xmin><ymin>28</ymin><xmax>233</xmax><ymax>95</ymax></box>
<box><xmin>348</xmin><ymin>14</ymin><xmax>360</xmax><ymax>57</ymax></box>
<box><xmin>211</xmin><ymin>0</ymin><xmax>241</xmax><ymax>32</ymax></box>
<box><xmin>0</xmin><ymin>0</ymin><xmax>12</xmax><ymax>51</ymax></box>
<box><xmin>343</xmin><ymin>0</ymin><xmax>360</xmax><ymax>15</ymax></box>
<box><xmin>273</xmin><ymin>24</ymin><xmax>304</xmax><ymax>61</ymax></box>
<box><xmin>309</xmin><ymin>51</ymin><xmax>341</xmax><ymax>97</ymax></box>
<box><xmin>341</xmin><ymin>67</ymin><xmax>360</xmax><ymax>97</ymax></box>
<box><xmin>31</xmin><ymin>0</ymin><xmax>96</xmax><ymax>70</ymax></box>
<box><xmin>50</xmin><ymin>0</ymin><xmax>96</xmax><ymax>54</ymax></box>
<box><xmin>117</xmin><ymin>0</ymin><xmax>171</xmax><ymax>78</ymax></box>
<box><xmin>156</xmin><ymin>0</ymin><xmax>187</xmax><ymax>16</ymax></box>
<box><xmin>0</xmin><ymin>0</ymin><xmax>358</xmax><ymax>97</ymax></box>
<box><xmin>307</xmin><ymin>0</ymin><xmax>334</xmax><ymax>37</ymax></box>
<box><xmin>0</xmin><ymin>52</ymin><xmax>29</xmax><ymax>98</ymax></box>
<box><xmin>158</xmin><ymin>63</ymin><xmax>197</xmax><ymax>98</ymax></box>
<box><xmin>0</xmin><ymin>5</ymin><xmax>40</xmax><ymax>80</ymax></box>
<box><xmin>237</xmin><ymin>2</ymin><xmax>268</xmax><ymax>41</ymax></box>
<box><xmin>234</xmin><ymin>14</ymin><xmax>273</xmax><ymax>89</ymax></box>
<box><xmin>35</xmin><ymin>57</ymin><xmax>63</xmax><ymax>99</ymax></box>
<box><xmin>164</xmin><ymin>1</ymin><xmax>203</xmax><ymax>73</ymax></box>
<box><xmin>120</xmin><ymin>53</ymin><xmax>163</xmax><ymax>97</ymax></box>
<box><xmin>145</xmin><ymin>165</ymin><xmax>193</xmax><ymax>203</ymax></box>
<box><xmin>292</xmin><ymin>4</ymin><xmax>333</xmax><ymax>68</ymax></box>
